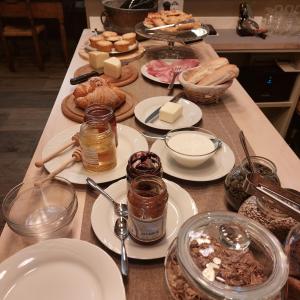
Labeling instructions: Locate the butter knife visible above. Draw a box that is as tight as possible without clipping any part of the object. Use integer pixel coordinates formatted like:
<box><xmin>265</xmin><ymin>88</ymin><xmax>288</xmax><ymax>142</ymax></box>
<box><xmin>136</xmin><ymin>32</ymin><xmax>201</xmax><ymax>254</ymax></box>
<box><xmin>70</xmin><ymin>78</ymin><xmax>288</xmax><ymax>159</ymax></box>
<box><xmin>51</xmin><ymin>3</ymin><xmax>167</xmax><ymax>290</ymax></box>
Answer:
<box><xmin>70</xmin><ymin>69</ymin><xmax>103</xmax><ymax>85</ymax></box>
<box><xmin>144</xmin><ymin>92</ymin><xmax>185</xmax><ymax>123</ymax></box>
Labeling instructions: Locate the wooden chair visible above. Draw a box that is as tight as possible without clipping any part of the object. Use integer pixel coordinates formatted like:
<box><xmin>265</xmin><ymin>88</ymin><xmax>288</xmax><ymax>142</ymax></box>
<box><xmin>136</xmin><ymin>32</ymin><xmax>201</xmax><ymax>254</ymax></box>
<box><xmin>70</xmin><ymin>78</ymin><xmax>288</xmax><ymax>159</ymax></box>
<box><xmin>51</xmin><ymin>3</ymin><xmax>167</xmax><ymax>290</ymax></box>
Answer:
<box><xmin>0</xmin><ymin>0</ymin><xmax>45</xmax><ymax>71</ymax></box>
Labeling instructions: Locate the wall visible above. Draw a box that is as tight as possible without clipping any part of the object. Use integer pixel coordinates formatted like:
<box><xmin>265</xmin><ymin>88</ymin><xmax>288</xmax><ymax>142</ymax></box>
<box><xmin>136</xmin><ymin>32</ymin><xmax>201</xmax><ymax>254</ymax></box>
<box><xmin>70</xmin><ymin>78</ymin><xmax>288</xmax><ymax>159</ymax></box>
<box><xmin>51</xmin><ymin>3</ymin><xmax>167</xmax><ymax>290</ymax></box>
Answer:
<box><xmin>85</xmin><ymin>0</ymin><xmax>300</xmax><ymax>22</ymax></box>
<box><xmin>184</xmin><ymin>0</ymin><xmax>300</xmax><ymax>16</ymax></box>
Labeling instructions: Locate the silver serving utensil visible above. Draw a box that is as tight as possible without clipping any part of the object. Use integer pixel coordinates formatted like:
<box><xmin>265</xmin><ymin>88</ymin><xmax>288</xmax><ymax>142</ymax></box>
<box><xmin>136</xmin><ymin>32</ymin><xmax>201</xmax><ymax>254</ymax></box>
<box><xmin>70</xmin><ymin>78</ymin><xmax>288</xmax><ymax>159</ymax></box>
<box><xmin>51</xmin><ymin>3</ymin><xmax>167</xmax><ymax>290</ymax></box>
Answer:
<box><xmin>142</xmin><ymin>131</ymin><xmax>222</xmax><ymax>150</ymax></box>
<box><xmin>144</xmin><ymin>92</ymin><xmax>185</xmax><ymax>123</ymax></box>
<box><xmin>243</xmin><ymin>173</ymin><xmax>300</xmax><ymax>222</ymax></box>
<box><xmin>86</xmin><ymin>177</ymin><xmax>128</xmax><ymax>217</ymax></box>
<box><xmin>239</xmin><ymin>130</ymin><xmax>255</xmax><ymax>173</ymax></box>
<box><xmin>146</xmin><ymin>18</ymin><xmax>195</xmax><ymax>31</ymax></box>
<box><xmin>167</xmin><ymin>66</ymin><xmax>182</xmax><ymax>95</ymax></box>
<box><xmin>114</xmin><ymin>217</ymin><xmax>129</xmax><ymax>278</ymax></box>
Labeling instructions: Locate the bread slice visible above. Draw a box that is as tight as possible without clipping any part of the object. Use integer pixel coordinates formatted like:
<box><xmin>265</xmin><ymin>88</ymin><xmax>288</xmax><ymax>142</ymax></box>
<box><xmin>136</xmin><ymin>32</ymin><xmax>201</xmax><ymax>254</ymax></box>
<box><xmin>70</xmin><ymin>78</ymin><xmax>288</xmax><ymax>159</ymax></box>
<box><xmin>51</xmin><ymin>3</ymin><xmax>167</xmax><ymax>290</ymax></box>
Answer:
<box><xmin>185</xmin><ymin>57</ymin><xmax>229</xmax><ymax>84</ymax></box>
<box><xmin>197</xmin><ymin>64</ymin><xmax>239</xmax><ymax>86</ymax></box>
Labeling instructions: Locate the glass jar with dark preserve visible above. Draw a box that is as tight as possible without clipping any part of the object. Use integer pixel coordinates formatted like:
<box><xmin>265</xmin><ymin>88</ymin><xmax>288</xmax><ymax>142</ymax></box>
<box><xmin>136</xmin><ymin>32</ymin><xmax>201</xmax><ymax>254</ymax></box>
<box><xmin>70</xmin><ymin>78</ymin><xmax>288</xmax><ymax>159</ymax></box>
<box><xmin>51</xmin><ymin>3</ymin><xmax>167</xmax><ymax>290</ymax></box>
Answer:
<box><xmin>84</xmin><ymin>104</ymin><xmax>118</xmax><ymax>146</ymax></box>
<box><xmin>164</xmin><ymin>211</ymin><xmax>289</xmax><ymax>300</ymax></box>
<box><xmin>127</xmin><ymin>175</ymin><xmax>168</xmax><ymax>245</ymax></box>
<box><xmin>126</xmin><ymin>151</ymin><xmax>162</xmax><ymax>184</ymax></box>
<box><xmin>224</xmin><ymin>156</ymin><xmax>280</xmax><ymax>211</ymax></box>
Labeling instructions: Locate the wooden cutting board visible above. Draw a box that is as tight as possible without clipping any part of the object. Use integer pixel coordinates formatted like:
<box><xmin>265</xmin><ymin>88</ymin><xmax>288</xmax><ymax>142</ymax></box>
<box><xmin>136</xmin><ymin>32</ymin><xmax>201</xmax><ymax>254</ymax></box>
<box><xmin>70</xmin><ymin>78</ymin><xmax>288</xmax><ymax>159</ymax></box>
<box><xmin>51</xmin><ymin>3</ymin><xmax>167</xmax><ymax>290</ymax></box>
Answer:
<box><xmin>61</xmin><ymin>91</ymin><xmax>136</xmax><ymax>123</ymax></box>
<box><xmin>78</xmin><ymin>44</ymin><xmax>145</xmax><ymax>63</ymax></box>
<box><xmin>73</xmin><ymin>64</ymin><xmax>138</xmax><ymax>87</ymax></box>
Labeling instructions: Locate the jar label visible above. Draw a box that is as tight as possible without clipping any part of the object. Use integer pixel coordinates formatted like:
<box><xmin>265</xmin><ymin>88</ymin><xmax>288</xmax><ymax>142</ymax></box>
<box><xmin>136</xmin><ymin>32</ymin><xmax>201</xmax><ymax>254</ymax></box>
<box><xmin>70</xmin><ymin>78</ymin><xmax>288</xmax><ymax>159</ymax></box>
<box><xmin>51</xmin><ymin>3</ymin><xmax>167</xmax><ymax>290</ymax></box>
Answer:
<box><xmin>81</xmin><ymin>147</ymin><xmax>99</xmax><ymax>166</ymax></box>
<box><xmin>128</xmin><ymin>209</ymin><xmax>167</xmax><ymax>243</ymax></box>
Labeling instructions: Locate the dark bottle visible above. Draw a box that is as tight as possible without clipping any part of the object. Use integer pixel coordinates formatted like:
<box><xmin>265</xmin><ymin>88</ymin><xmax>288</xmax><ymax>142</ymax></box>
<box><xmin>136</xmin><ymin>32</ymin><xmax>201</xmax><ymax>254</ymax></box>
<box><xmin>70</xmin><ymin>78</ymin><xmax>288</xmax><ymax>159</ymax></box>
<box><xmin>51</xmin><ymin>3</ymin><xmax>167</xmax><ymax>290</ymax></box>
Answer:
<box><xmin>163</xmin><ymin>1</ymin><xmax>171</xmax><ymax>10</ymax></box>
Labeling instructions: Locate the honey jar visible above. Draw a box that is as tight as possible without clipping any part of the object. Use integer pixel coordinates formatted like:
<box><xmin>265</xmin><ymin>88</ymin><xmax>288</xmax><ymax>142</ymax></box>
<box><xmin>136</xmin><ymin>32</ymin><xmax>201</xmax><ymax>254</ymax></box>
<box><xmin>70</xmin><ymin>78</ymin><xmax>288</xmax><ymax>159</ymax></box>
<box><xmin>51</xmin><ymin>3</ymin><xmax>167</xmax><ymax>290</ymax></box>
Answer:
<box><xmin>79</xmin><ymin>117</ymin><xmax>116</xmax><ymax>172</ymax></box>
<box><xmin>127</xmin><ymin>175</ymin><xmax>168</xmax><ymax>244</ymax></box>
<box><xmin>84</xmin><ymin>104</ymin><xmax>118</xmax><ymax>146</ymax></box>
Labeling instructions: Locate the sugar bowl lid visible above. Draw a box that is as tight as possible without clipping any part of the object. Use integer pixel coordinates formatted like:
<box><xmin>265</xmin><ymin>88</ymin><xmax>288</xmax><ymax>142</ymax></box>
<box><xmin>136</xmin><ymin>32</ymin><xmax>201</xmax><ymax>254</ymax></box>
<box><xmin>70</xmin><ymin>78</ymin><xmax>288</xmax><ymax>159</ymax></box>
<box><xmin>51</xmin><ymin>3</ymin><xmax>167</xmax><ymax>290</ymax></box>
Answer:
<box><xmin>176</xmin><ymin>211</ymin><xmax>288</xmax><ymax>300</ymax></box>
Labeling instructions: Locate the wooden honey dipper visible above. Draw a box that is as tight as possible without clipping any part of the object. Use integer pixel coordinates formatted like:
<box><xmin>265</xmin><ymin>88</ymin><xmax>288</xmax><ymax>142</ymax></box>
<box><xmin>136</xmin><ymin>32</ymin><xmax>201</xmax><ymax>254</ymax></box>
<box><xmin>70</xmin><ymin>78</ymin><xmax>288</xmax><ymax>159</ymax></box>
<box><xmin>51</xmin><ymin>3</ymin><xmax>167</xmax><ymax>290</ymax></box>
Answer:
<box><xmin>35</xmin><ymin>148</ymin><xmax>82</xmax><ymax>186</ymax></box>
<box><xmin>35</xmin><ymin>133</ymin><xmax>80</xmax><ymax>167</ymax></box>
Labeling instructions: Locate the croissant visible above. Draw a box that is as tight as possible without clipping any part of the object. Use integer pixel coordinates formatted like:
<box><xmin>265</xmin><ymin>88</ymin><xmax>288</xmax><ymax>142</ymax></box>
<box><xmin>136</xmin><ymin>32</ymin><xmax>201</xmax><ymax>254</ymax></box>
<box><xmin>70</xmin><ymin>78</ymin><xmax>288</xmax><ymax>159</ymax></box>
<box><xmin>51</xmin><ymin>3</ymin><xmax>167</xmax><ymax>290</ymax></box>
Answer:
<box><xmin>73</xmin><ymin>77</ymin><xmax>126</xmax><ymax>110</ymax></box>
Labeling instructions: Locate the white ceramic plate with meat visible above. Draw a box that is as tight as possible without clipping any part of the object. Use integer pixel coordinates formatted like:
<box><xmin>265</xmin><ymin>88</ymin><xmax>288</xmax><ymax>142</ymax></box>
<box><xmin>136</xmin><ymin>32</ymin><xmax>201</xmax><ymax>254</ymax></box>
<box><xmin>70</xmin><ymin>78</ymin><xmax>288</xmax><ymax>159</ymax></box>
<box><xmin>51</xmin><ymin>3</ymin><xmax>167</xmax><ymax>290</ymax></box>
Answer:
<box><xmin>150</xmin><ymin>139</ymin><xmax>235</xmax><ymax>182</ymax></box>
<box><xmin>91</xmin><ymin>178</ymin><xmax>198</xmax><ymax>260</ymax></box>
<box><xmin>0</xmin><ymin>239</ymin><xmax>126</xmax><ymax>300</ymax></box>
<box><xmin>134</xmin><ymin>95</ymin><xmax>202</xmax><ymax>130</ymax></box>
<box><xmin>141</xmin><ymin>59</ymin><xmax>199</xmax><ymax>84</ymax></box>
<box><xmin>42</xmin><ymin>124</ymin><xmax>148</xmax><ymax>184</ymax></box>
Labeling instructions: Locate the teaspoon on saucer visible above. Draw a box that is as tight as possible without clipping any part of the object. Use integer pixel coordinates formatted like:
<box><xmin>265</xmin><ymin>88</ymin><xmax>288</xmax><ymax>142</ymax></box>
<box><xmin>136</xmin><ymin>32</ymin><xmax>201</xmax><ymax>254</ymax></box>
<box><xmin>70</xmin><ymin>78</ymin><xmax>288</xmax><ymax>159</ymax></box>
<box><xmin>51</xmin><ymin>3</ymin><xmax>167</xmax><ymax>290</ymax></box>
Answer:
<box><xmin>86</xmin><ymin>177</ymin><xmax>128</xmax><ymax>217</ymax></box>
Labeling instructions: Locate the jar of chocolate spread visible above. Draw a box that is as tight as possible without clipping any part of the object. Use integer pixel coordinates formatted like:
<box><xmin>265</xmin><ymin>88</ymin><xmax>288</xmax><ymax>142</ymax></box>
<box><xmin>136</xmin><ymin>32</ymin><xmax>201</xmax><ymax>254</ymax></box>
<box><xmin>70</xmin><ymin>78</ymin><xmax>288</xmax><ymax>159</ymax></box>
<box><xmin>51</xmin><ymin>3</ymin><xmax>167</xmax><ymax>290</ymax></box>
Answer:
<box><xmin>127</xmin><ymin>175</ymin><xmax>168</xmax><ymax>245</ymax></box>
<box><xmin>164</xmin><ymin>212</ymin><xmax>288</xmax><ymax>300</ymax></box>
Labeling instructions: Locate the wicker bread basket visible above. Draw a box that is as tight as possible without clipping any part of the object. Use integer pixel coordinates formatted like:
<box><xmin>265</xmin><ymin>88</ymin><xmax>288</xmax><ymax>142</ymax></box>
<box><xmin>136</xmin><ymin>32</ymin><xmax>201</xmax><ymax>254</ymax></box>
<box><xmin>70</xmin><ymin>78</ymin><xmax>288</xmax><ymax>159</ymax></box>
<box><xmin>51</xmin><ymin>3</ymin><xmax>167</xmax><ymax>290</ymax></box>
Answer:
<box><xmin>179</xmin><ymin>67</ymin><xmax>233</xmax><ymax>104</ymax></box>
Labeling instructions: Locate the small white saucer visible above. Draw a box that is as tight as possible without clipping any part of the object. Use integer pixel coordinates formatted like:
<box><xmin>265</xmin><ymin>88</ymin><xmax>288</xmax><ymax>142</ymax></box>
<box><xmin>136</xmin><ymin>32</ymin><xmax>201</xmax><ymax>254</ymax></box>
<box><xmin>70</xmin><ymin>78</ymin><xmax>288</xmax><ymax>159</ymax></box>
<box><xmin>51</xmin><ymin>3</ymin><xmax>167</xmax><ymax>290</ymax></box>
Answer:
<box><xmin>91</xmin><ymin>178</ymin><xmax>198</xmax><ymax>260</ymax></box>
<box><xmin>134</xmin><ymin>96</ymin><xmax>202</xmax><ymax>130</ymax></box>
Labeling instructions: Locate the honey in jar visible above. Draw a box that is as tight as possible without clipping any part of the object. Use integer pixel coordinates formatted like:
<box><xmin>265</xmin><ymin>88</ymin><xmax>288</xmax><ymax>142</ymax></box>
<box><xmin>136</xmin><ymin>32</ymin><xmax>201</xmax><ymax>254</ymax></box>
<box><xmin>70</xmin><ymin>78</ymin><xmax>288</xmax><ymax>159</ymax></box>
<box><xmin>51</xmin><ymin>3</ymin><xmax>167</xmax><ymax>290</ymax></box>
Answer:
<box><xmin>84</xmin><ymin>104</ymin><xmax>118</xmax><ymax>146</ymax></box>
<box><xmin>127</xmin><ymin>175</ymin><xmax>168</xmax><ymax>244</ymax></box>
<box><xmin>79</xmin><ymin>118</ymin><xmax>116</xmax><ymax>172</ymax></box>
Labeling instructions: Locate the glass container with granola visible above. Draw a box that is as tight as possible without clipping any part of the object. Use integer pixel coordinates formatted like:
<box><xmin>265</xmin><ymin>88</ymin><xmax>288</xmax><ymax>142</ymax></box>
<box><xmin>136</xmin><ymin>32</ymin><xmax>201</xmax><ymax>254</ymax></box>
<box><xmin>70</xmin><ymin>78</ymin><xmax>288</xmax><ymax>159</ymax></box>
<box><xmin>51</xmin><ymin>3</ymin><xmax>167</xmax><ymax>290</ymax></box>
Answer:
<box><xmin>164</xmin><ymin>211</ymin><xmax>288</xmax><ymax>300</ymax></box>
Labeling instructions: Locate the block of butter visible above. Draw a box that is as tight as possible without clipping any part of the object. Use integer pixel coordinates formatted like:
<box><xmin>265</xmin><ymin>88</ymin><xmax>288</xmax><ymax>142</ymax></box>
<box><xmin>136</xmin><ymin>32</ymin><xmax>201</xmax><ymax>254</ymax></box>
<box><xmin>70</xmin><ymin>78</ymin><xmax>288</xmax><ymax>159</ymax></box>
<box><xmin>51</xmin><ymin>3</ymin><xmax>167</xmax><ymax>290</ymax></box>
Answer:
<box><xmin>103</xmin><ymin>57</ymin><xmax>122</xmax><ymax>79</ymax></box>
<box><xmin>89</xmin><ymin>51</ymin><xmax>109</xmax><ymax>69</ymax></box>
<box><xmin>159</xmin><ymin>102</ymin><xmax>183</xmax><ymax>123</ymax></box>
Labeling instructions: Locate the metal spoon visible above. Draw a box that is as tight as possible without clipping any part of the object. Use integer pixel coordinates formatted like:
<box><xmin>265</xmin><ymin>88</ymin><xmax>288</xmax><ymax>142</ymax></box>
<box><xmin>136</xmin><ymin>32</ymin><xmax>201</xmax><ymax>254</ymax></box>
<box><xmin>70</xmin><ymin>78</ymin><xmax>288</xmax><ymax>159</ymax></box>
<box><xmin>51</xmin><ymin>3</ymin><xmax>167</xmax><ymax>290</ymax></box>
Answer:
<box><xmin>239</xmin><ymin>130</ymin><xmax>255</xmax><ymax>173</ymax></box>
<box><xmin>86</xmin><ymin>177</ymin><xmax>128</xmax><ymax>217</ymax></box>
<box><xmin>142</xmin><ymin>131</ymin><xmax>223</xmax><ymax>150</ymax></box>
<box><xmin>114</xmin><ymin>217</ymin><xmax>129</xmax><ymax>278</ymax></box>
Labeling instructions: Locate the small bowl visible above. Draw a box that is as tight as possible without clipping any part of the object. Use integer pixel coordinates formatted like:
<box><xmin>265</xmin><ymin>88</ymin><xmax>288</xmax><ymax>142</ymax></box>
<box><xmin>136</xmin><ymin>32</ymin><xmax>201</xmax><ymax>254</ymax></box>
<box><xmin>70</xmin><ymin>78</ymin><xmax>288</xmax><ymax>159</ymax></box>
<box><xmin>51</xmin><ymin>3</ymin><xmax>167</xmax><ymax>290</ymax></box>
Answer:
<box><xmin>2</xmin><ymin>177</ymin><xmax>78</xmax><ymax>240</ymax></box>
<box><xmin>165</xmin><ymin>127</ymin><xmax>219</xmax><ymax>168</ymax></box>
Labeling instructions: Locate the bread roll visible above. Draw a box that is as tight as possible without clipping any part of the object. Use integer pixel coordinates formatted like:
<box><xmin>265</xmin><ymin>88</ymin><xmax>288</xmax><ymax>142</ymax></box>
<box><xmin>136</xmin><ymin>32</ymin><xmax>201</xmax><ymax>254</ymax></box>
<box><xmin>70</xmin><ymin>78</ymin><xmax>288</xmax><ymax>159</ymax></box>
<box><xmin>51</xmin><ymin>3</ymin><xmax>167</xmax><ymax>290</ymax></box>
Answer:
<box><xmin>185</xmin><ymin>57</ymin><xmax>229</xmax><ymax>84</ymax></box>
<box><xmin>89</xmin><ymin>35</ymin><xmax>104</xmax><ymax>48</ymax></box>
<box><xmin>95</xmin><ymin>40</ymin><xmax>113</xmax><ymax>52</ymax></box>
<box><xmin>122</xmin><ymin>32</ymin><xmax>136</xmax><ymax>45</ymax></box>
<box><xmin>197</xmin><ymin>64</ymin><xmax>239</xmax><ymax>86</ymax></box>
<box><xmin>102</xmin><ymin>31</ymin><xmax>118</xmax><ymax>39</ymax></box>
<box><xmin>114</xmin><ymin>40</ymin><xmax>130</xmax><ymax>52</ymax></box>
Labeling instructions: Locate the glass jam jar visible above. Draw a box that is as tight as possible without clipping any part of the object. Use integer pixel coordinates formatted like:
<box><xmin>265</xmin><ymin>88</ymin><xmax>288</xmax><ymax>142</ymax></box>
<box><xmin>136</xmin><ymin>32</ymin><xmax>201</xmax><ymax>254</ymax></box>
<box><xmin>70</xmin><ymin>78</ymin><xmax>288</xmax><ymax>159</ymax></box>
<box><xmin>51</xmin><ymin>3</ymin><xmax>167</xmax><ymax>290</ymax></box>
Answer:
<box><xmin>79</xmin><ymin>118</ymin><xmax>116</xmax><ymax>172</ymax></box>
<box><xmin>224</xmin><ymin>156</ymin><xmax>280</xmax><ymax>211</ymax></box>
<box><xmin>84</xmin><ymin>104</ymin><xmax>118</xmax><ymax>146</ymax></box>
<box><xmin>126</xmin><ymin>151</ymin><xmax>163</xmax><ymax>185</ymax></box>
<box><xmin>165</xmin><ymin>212</ymin><xmax>289</xmax><ymax>300</ymax></box>
<box><xmin>127</xmin><ymin>175</ymin><xmax>168</xmax><ymax>244</ymax></box>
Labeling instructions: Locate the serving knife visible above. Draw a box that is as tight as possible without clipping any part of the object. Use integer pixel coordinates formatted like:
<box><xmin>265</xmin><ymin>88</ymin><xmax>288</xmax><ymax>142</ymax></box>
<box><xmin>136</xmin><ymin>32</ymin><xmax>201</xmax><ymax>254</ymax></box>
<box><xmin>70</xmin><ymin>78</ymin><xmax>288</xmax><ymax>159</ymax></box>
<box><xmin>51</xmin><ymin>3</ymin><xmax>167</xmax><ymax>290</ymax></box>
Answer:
<box><xmin>144</xmin><ymin>91</ymin><xmax>185</xmax><ymax>123</ymax></box>
<box><xmin>146</xmin><ymin>18</ymin><xmax>195</xmax><ymax>31</ymax></box>
<box><xmin>70</xmin><ymin>69</ymin><xmax>103</xmax><ymax>85</ymax></box>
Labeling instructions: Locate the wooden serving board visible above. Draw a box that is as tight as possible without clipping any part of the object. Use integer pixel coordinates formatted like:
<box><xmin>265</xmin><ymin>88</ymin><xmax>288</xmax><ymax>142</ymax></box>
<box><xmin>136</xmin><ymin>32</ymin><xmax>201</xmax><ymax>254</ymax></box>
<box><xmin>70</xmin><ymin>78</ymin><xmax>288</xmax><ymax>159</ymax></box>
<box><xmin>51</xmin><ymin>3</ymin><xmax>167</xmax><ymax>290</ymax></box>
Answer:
<box><xmin>78</xmin><ymin>44</ymin><xmax>145</xmax><ymax>63</ymax></box>
<box><xmin>61</xmin><ymin>91</ymin><xmax>136</xmax><ymax>123</ymax></box>
<box><xmin>74</xmin><ymin>64</ymin><xmax>138</xmax><ymax>87</ymax></box>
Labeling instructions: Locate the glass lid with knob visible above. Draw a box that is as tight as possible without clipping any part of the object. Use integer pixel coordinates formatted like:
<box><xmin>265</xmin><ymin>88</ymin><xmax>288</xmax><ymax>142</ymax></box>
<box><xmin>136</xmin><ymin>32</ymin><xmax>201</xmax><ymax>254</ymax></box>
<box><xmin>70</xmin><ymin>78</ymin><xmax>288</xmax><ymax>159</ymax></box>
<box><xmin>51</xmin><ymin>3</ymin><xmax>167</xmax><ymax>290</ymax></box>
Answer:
<box><xmin>176</xmin><ymin>212</ymin><xmax>289</xmax><ymax>300</ymax></box>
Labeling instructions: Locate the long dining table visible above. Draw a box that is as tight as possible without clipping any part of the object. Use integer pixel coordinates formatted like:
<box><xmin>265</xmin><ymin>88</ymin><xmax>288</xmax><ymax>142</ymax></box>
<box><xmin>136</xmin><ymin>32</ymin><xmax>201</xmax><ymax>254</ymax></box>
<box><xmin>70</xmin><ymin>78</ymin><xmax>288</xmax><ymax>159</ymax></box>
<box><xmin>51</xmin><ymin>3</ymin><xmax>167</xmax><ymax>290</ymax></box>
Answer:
<box><xmin>1</xmin><ymin>29</ymin><xmax>300</xmax><ymax>299</ymax></box>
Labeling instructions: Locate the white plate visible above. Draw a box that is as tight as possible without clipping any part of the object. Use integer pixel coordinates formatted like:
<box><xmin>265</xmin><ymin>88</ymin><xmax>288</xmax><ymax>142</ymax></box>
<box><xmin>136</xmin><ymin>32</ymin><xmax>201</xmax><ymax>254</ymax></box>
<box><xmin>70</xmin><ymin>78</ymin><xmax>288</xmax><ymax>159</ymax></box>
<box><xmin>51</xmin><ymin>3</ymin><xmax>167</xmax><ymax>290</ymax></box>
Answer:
<box><xmin>0</xmin><ymin>239</ymin><xmax>126</xmax><ymax>300</ymax></box>
<box><xmin>134</xmin><ymin>96</ymin><xmax>202</xmax><ymax>130</ymax></box>
<box><xmin>150</xmin><ymin>139</ymin><xmax>235</xmax><ymax>182</ymax></box>
<box><xmin>141</xmin><ymin>59</ymin><xmax>184</xmax><ymax>85</ymax></box>
<box><xmin>91</xmin><ymin>178</ymin><xmax>198</xmax><ymax>260</ymax></box>
<box><xmin>43</xmin><ymin>124</ymin><xmax>148</xmax><ymax>184</ymax></box>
